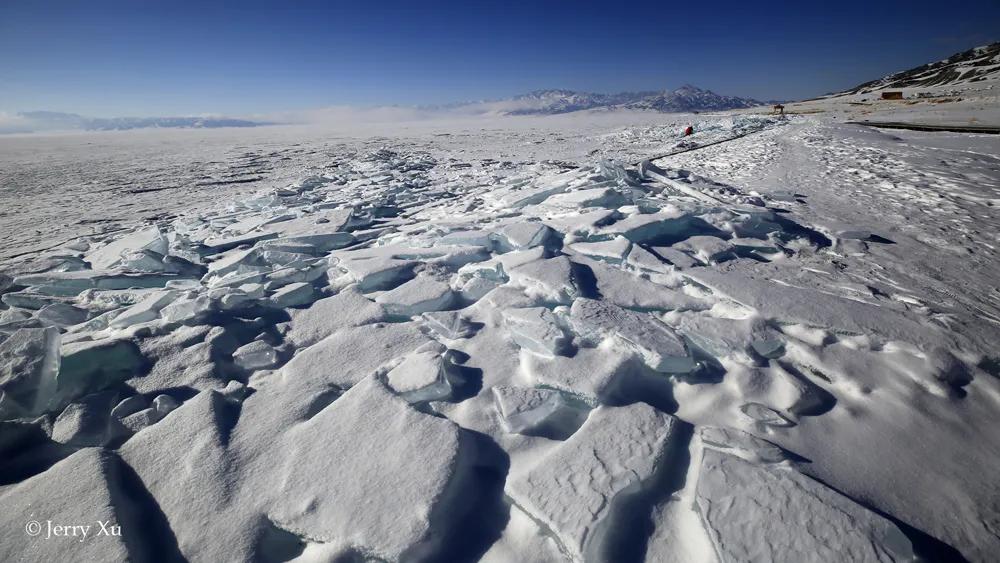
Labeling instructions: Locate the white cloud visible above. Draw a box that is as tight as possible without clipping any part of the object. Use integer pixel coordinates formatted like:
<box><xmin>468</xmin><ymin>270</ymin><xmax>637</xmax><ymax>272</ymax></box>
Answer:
<box><xmin>0</xmin><ymin>111</ymin><xmax>36</xmax><ymax>134</ymax></box>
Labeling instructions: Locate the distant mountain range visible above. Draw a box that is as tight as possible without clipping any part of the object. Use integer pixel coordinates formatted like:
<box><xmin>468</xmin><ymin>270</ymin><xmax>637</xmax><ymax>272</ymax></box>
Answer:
<box><xmin>449</xmin><ymin>85</ymin><xmax>765</xmax><ymax>115</ymax></box>
<box><xmin>5</xmin><ymin>85</ymin><xmax>765</xmax><ymax>134</ymax></box>
<box><xmin>844</xmin><ymin>42</ymin><xmax>1000</xmax><ymax>94</ymax></box>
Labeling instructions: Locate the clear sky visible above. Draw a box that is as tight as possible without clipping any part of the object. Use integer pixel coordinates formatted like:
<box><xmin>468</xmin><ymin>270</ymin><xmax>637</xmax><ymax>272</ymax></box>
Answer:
<box><xmin>1</xmin><ymin>0</ymin><xmax>997</xmax><ymax>117</ymax></box>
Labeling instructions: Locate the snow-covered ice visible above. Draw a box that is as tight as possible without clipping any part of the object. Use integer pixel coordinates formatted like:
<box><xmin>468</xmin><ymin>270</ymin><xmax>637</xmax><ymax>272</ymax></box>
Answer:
<box><xmin>507</xmin><ymin>403</ymin><xmax>678</xmax><ymax>562</ymax></box>
<box><xmin>696</xmin><ymin>450</ymin><xmax>913</xmax><ymax>562</ymax></box>
<box><xmin>2</xmin><ymin>86</ymin><xmax>1000</xmax><ymax>562</ymax></box>
<box><xmin>571</xmin><ymin>298</ymin><xmax>695</xmax><ymax>374</ymax></box>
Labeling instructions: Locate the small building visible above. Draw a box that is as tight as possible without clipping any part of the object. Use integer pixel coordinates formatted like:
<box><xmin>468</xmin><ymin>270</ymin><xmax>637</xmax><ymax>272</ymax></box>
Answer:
<box><xmin>881</xmin><ymin>91</ymin><xmax>904</xmax><ymax>100</ymax></box>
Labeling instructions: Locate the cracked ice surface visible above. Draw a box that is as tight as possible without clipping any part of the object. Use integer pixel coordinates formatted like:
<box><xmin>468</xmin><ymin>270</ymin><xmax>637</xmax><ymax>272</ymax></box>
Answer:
<box><xmin>2</xmin><ymin>110</ymin><xmax>1000</xmax><ymax>562</ymax></box>
<box><xmin>696</xmin><ymin>450</ymin><xmax>913</xmax><ymax>563</ymax></box>
<box><xmin>507</xmin><ymin>403</ymin><xmax>678</xmax><ymax>562</ymax></box>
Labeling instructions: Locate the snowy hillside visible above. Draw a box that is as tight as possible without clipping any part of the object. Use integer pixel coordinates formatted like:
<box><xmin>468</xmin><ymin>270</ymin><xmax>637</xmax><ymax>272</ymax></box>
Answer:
<box><xmin>845</xmin><ymin>42</ymin><xmax>1000</xmax><ymax>94</ymax></box>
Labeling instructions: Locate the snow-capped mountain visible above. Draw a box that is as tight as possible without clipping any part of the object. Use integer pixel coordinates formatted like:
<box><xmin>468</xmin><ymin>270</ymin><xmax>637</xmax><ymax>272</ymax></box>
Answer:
<box><xmin>845</xmin><ymin>42</ymin><xmax>1000</xmax><ymax>94</ymax></box>
<box><xmin>497</xmin><ymin>89</ymin><xmax>652</xmax><ymax>115</ymax></box>
<box><xmin>489</xmin><ymin>85</ymin><xmax>763</xmax><ymax>115</ymax></box>
<box><xmin>624</xmin><ymin>84</ymin><xmax>764</xmax><ymax>112</ymax></box>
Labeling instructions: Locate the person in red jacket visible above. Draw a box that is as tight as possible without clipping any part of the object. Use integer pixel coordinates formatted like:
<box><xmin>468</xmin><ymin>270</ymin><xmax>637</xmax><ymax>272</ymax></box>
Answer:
<box><xmin>683</xmin><ymin>125</ymin><xmax>694</xmax><ymax>136</ymax></box>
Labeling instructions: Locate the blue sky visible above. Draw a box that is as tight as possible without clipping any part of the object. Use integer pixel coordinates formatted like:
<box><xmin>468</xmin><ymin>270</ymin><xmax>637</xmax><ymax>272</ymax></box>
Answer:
<box><xmin>1</xmin><ymin>0</ymin><xmax>997</xmax><ymax>117</ymax></box>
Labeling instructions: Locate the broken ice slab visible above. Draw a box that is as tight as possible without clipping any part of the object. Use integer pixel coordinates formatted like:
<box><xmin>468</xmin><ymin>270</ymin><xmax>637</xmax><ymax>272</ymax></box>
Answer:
<box><xmin>543</xmin><ymin>209</ymin><xmax>619</xmax><ymax>241</ymax></box>
<box><xmin>543</xmin><ymin>187</ymin><xmax>628</xmax><ymax>210</ymax></box>
<box><xmin>728</xmin><ymin>211</ymin><xmax>786</xmax><ymax>240</ymax></box>
<box><xmin>265</xmin><ymin>232</ymin><xmax>355</xmax><ymax>253</ymax></box>
<box><xmin>451</xmin><ymin>274</ymin><xmax>501</xmax><ymax>302</ymax></box>
<box><xmin>595</xmin><ymin>160</ymin><xmax>637</xmax><ymax>185</ymax></box>
<box><xmin>421</xmin><ymin>310</ymin><xmax>478</xmax><ymax>340</ymax></box>
<box><xmin>265</xmin><ymin>262</ymin><xmax>327</xmax><ymax>288</ymax></box>
<box><xmin>672</xmin><ymin>235</ymin><xmax>736</xmax><ymax>264</ymax></box>
<box><xmin>51</xmin><ymin>390</ymin><xmax>123</xmax><ymax>447</ymax></box>
<box><xmin>509</xmin><ymin>256</ymin><xmax>579</xmax><ymax>304</ymax></box>
<box><xmin>435</xmin><ymin>229</ymin><xmax>495</xmax><ymax>248</ymax></box>
<box><xmin>395</xmin><ymin>245</ymin><xmax>492</xmax><ymax>270</ymax></box>
<box><xmin>286</xmin><ymin>289</ymin><xmax>387</xmax><ymax>348</ymax></box>
<box><xmin>491</xmin><ymin>385</ymin><xmax>591</xmax><ymax>436</ymax></box>
<box><xmin>0</xmin><ymin>309</ymin><xmax>41</xmax><ymax>336</ymax></box>
<box><xmin>109</xmin><ymin>290</ymin><xmax>178</xmax><ymax>329</ymax></box>
<box><xmin>119</xmin><ymin>406</ymin><xmax>165</xmax><ymax>433</ymax></box>
<box><xmin>55</xmin><ymin>339</ymin><xmax>145</xmax><ymax>412</ymax></box>
<box><xmin>750</xmin><ymin>337</ymin><xmax>786</xmax><ymax>359</ymax></box>
<box><xmin>502</xmin><ymin>307</ymin><xmax>569</xmax><ymax>357</ymax></box>
<box><xmin>0</xmin><ymin>327</ymin><xmax>61</xmax><ymax>419</ymax></box>
<box><xmin>160</xmin><ymin>294</ymin><xmax>212</xmax><ymax>324</ymax></box>
<box><xmin>570</xmin><ymin>298</ymin><xmax>695</xmax><ymax>374</ymax></box>
<box><xmin>696</xmin><ymin>450</ymin><xmax>913</xmax><ymax>563</ymax></box>
<box><xmin>599</xmin><ymin>207</ymin><xmax>695</xmax><ymax>245</ymax></box>
<box><xmin>232</xmin><ymin>340</ymin><xmax>279</xmax><ymax>371</ymax></box>
<box><xmin>247</xmin><ymin>209</ymin><xmax>357</xmax><ymax>252</ymax></box>
<box><xmin>256</xmin><ymin>249</ymin><xmax>322</xmax><ymax>270</ymax></box>
<box><xmin>282</xmin><ymin>323</ymin><xmax>433</xmax><ymax>389</ymax></box>
<box><xmin>451</xmin><ymin>251</ymin><xmax>516</xmax><ymax>290</ymax></box>
<box><xmin>522</xmin><ymin>338</ymin><xmax>637</xmax><ymax>404</ymax></box>
<box><xmin>12</xmin><ymin>270</ymin><xmax>181</xmax><ymax>297</ymax></box>
<box><xmin>568</xmin><ymin>236</ymin><xmax>632</xmax><ymax>264</ymax></box>
<box><xmin>331</xmin><ymin>255</ymin><xmax>418</xmax><ymax>292</ymax></box>
<box><xmin>202</xmin><ymin>231</ymin><xmax>279</xmax><ymax>252</ymax></box>
<box><xmin>205</xmin><ymin>269</ymin><xmax>268</xmax><ymax>290</ymax></box>
<box><xmin>264</xmin><ymin>208</ymin><xmax>352</xmax><ymax>235</ymax></box>
<box><xmin>497</xmin><ymin>182</ymin><xmax>568</xmax><ymax>208</ymax></box>
<box><xmin>118</xmin><ymin>395</ymin><xmax>181</xmax><ymax>434</ymax></box>
<box><xmin>676</xmin><ymin>315</ymin><xmax>784</xmax><ymax>362</ymax></box>
<box><xmin>204</xmin><ymin>246</ymin><xmax>258</xmax><ymax>279</ymax></box>
<box><xmin>219</xmin><ymin>212</ymin><xmax>295</xmax><ymax>236</ymax></box>
<box><xmin>375</xmin><ymin>275</ymin><xmax>456</xmax><ymax>317</ymax></box>
<box><xmin>740</xmin><ymin>402</ymin><xmax>795</xmax><ymax>428</ymax></box>
<box><xmin>699</xmin><ymin>426</ymin><xmax>787</xmax><ymax>464</ymax></box>
<box><xmin>111</xmin><ymin>394</ymin><xmax>148</xmax><ymax>420</ymax></box>
<box><xmin>0</xmin><ymin>449</ymin><xmax>133</xmax><ymax>562</ymax></box>
<box><xmin>649</xmin><ymin>246</ymin><xmax>700</xmax><ymax>269</ymax></box>
<box><xmin>64</xmin><ymin>309</ymin><xmax>125</xmax><ymax>334</ymax></box>
<box><xmin>239</xmin><ymin>282</ymin><xmax>266</xmax><ymax>298</ymax></box>
<box><xmin>117</xmin><ymin>249</ymin><xmax>170</xmax><ymax>273</ymax></box>
<box><xmin>269</xmin><ymin>376</ymin><xmax>467</xmax><ymax>561</ymax></box>
<box><xmin>152</xmin><ymin>393</ymin><xmax>179</xmax><ymax>414</ymax></box>
<box><xmin>494</xmin><ymin>221</ymin><xmax>554</xmax><ymax>252</ymax></box>
<box><xmin>506</xmin><ymin>403</ymin><xmax>678</xmax><ymax>562</ymax></box>
<box><xmin>78</xmin><ymin>287</ymin><xmax>172</xmax><ymax>311</ymax></box>
<box><xmin>624</xmin><ymin>243</ymin><xmax>675</xmax><ymax>274</ymax></box>
<box><xmin>730</xmin><ymin>237</ymin><xmax>782</xmax><ymax>259</ymax></box>
<box><xmin>638</xmin><ymin>159</ymin><xmax>670</xmax><ymax>181</ymax></box>
<box><xmin>1</xmin><ymin>291</ymin><xmax>75</xmax><ymax>311</ymax></box>
<box><xmin>269</xmin><ymin>282</ymin><xmax>316</xmax><ymax>308</ymax></box>
<box><xmin>36</xmin><ymin>303</ymin><xmax>90</xmax><ymax>328</ymax></box>
<box><xmin>384</xmin><ymin>346</ymin><xmax>453</xmax><ymax>403</ymax></box>
<box><xmin>85</xmin><ymin>226</ymin><xmax>168</xmax><ymax>270</ymax></box>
